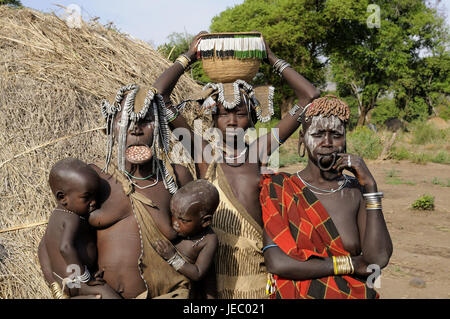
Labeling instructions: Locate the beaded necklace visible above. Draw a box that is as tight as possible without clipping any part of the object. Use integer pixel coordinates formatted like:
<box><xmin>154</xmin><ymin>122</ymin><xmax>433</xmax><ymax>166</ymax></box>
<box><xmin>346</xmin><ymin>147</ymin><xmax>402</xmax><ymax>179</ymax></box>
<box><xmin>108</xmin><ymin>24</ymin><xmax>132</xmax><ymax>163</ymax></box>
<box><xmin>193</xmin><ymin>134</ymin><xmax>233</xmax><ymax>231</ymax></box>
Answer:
<box><xmin>54</xmin><ymin>208</ymin><xmax>86</xmax><ymax>220</ymax></box>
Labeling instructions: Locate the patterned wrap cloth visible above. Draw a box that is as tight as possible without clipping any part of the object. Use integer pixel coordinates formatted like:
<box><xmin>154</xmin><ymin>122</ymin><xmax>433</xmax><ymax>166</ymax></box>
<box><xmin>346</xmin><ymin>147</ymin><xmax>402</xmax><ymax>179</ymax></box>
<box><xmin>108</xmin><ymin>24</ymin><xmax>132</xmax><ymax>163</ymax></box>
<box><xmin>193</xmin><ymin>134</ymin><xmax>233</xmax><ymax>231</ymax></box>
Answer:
<box><xmin>260</xmin><ymin>172</ymin><xmax>379</xmax><ymax>299</ymax></box>
<box><xmin>206</xmin><ymin>162</ymin><xmax>268</xmax><ymax>299</ymax></box>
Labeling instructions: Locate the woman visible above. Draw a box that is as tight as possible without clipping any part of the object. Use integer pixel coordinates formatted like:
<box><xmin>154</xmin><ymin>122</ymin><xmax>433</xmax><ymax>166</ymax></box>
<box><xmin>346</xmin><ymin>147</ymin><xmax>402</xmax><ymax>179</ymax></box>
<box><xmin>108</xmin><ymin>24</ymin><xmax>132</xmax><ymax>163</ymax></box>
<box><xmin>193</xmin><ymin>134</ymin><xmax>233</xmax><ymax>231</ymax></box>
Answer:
<box><xmin>153</xmin><ymin>32</ymin><xmax>320</xmax><ymax>298</ymax></box>
<box><xmin>260</xmin><ymin>95</ymin><xmax>393</xmax><ymax>299</ymax></box>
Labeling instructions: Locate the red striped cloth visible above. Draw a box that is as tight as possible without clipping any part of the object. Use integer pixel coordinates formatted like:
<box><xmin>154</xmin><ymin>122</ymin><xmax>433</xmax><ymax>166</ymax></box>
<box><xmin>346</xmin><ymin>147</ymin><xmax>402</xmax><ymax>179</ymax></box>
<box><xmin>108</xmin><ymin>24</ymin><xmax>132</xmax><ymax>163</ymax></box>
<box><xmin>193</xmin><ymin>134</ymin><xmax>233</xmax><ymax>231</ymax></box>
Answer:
<box><xmin>260</xmin><ymin>172</ymin><xmax>378</xmax><ymax>299</ymax></box>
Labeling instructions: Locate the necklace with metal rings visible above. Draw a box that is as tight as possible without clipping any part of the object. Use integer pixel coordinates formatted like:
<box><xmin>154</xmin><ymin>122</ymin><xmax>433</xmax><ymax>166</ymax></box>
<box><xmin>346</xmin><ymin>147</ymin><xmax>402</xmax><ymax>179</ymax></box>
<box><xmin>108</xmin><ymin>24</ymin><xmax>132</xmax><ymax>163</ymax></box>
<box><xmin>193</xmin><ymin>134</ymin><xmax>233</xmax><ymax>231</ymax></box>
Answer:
<box><xmin>296</xmin><ymin>172</ymin><xmax>350</xmax><ymax>195</ymax></box>
<box><xmin>223</xmin><ymin>146</ymin><xmax>249</xmax><ymax>167</ymax></box>
<box><xmin>124</xmin><ymin>169</ymin><xmax>155</xmax><ymax>180</ymax></box>
<box><xmin>223</xmin><ymin>146</ymin><xmax>248</xmax><ymax>161</ymax></box>
<box><xmin>126</xmin><ymin>172</ymin><xmax>159</xmax><ymax>189</ymax></box>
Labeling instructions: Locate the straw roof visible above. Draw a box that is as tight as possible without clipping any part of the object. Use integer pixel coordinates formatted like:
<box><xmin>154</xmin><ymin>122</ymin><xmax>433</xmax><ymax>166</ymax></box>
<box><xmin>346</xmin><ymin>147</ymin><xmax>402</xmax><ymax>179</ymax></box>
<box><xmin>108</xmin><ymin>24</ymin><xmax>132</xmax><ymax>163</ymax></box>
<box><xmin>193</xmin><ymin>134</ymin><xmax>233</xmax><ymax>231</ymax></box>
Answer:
<box><xmin>0</xmin><ymin>6</ymin><xmax>201</xmax><ymax>298</ymax></box>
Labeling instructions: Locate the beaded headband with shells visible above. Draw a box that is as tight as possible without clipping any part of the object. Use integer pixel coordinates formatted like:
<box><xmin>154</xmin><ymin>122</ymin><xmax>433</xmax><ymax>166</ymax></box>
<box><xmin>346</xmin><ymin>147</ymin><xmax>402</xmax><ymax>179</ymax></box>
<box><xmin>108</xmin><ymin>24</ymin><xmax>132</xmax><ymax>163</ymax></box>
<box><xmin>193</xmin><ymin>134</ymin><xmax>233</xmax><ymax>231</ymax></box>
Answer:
<box><xmin>101</xmin><ymin>84</ymin><xmax>177</xmax><ymax>194</ymax></box>
<box><xmin>200</xmin><ymin>79</ymin><xmax>274</xmax><ymax>123</ymax></box>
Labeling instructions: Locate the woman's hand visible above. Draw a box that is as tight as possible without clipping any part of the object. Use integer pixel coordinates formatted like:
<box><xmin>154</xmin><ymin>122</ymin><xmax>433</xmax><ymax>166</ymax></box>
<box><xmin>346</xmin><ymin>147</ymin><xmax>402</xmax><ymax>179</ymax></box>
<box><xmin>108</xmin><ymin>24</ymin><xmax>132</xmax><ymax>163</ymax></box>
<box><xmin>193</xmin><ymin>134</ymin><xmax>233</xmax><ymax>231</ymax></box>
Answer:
<box><xmin>186</xmin><ymin>31</ymin><xmax>208</xmax><ymax>63</ymax></box>
<box><xmin>152</xmin><ymin>240</ymin><xmax>176</xmax><ymax>260</ymax></box>
<box><xmin>333</xmin><ymin>153</ymin><xmax>377</xmax><ymax>192</ymax></box>
<box><xmin>351</xmin><ymin>255</ymin><xmax>374</xmax><ymax>277</ymax></box>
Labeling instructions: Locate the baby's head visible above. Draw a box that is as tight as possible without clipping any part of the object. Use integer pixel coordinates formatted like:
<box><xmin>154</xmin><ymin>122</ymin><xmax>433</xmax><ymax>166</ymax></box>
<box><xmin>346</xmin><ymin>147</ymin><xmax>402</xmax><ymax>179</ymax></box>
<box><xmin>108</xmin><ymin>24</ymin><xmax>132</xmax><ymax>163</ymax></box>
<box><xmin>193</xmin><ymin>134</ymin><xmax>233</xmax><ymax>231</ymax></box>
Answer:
<box><xmin>49</xmin><ymin>158</ymin><xmax>100</xmax><ymax>217</ymax></box>
<box><xmin>170</xmin><ymin>179</ymin><xmax>219</xmax><ymax>238</ymax></box>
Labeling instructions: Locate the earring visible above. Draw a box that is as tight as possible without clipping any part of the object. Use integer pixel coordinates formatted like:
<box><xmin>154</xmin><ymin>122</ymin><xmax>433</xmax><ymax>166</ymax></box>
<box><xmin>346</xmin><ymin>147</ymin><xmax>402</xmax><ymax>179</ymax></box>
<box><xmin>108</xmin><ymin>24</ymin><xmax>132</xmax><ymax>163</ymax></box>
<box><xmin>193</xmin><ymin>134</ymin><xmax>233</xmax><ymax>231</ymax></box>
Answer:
<box><xmin>298</xmin><ymin>140</ymin><xmax>306</xmax><ymax>158</ymax></box>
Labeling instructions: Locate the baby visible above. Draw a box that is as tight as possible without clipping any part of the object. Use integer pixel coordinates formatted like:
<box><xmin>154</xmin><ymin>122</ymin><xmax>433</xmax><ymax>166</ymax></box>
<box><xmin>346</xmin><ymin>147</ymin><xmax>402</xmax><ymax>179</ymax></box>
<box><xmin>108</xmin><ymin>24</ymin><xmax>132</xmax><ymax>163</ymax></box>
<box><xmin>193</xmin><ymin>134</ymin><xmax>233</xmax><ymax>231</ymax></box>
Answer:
<box><xmin>38</xmin><ymin>157</ymin><xmax>119</xmax><ymax>299</ymax></box>
<box><xmin>153</xmin><ymin>179</ymin><xmax>219</xmax><ymax>284</ymax></box>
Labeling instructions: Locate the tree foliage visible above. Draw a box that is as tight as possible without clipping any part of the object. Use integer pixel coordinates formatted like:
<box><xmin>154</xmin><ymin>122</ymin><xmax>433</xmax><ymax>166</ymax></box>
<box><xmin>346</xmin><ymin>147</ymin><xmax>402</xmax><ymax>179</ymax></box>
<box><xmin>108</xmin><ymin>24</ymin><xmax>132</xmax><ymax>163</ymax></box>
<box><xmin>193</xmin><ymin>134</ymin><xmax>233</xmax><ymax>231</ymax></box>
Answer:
<box><xmin>324</xmin><ymin>0</ymin><xmax>449</xmax><ymax>125</ymax></box>
<box><xmin>0</xmin><ymin>0</ymin><xmax>22</xmax><ymax>6</ymax></box>
<box><xmin>157</xmin><ymin>32</ymin><xmax>210</xmax><ymax>84</ymax></box>
<box><xmin>156</xmin><ymin>0</ymin><xmax>449</xmax><ymax>124</ymax></box>
<box><xmin>210</xmin><ymin>0</ymin><xmax>328</xmax><ymax>117</ymax></box>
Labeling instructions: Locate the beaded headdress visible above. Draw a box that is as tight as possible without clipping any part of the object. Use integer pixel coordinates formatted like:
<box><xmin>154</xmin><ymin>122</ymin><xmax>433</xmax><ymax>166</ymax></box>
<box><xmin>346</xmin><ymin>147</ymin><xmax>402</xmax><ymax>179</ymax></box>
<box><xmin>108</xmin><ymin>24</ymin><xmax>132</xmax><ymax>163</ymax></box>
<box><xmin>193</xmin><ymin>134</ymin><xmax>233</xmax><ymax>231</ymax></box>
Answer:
<box><xmin>200</xmin><ymin>79</ymin><xmax>274</xmax><ymax>123</ymax></box>
<box><xmin>101</xmin><ymin>84</ymin><xmax>177</xmax><ymax>194</ymax></box>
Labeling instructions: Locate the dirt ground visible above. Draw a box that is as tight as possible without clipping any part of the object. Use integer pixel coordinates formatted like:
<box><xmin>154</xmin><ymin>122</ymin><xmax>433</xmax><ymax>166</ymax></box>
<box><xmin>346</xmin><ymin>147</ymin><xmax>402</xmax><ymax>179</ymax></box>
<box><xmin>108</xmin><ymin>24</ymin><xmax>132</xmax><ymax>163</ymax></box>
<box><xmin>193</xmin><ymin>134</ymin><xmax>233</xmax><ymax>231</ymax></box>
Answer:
<box><xmin>283</xmin><ymin>160</ymin><xmax>450</xmax><ymax>299</ymax></box>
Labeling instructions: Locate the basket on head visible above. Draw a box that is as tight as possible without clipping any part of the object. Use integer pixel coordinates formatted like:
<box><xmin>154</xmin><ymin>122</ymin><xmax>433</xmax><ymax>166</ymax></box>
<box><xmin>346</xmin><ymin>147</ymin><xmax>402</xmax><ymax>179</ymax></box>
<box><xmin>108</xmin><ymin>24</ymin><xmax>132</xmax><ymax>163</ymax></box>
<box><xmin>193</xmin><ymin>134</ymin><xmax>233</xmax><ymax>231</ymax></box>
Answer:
<box><xmin>198</xmin><ymin>32</ymin><xmax>266</xmax><ymax>83</ymax></box>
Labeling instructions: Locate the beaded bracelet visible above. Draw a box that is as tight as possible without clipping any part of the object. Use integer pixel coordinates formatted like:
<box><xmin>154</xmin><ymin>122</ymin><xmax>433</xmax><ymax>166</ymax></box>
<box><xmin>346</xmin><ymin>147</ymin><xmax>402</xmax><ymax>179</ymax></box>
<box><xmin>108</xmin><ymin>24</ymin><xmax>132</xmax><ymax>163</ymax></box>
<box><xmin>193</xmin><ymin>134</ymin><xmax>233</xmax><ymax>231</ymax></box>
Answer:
<box><xmin>271</xmin><ymin>128</ymin><xmax>284</xmax><ymax>145</ymax></box>
<box><xmin>166</xmin><ymin>107</ymin><xmax>179</xmax><ymax>122</ymax></box>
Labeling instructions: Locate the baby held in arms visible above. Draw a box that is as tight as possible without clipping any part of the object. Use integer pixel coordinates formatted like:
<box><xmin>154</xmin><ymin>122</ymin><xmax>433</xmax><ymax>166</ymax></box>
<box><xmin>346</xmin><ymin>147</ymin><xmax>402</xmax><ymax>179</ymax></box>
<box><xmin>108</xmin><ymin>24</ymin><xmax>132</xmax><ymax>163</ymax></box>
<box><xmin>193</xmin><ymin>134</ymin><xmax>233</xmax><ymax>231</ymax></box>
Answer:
<box><xmin>153</xmin><ymin>179</ymin><xmax>219</xmax><ymax>283</ymax></box>
<box><xmin>38</xmin><ymin>158</ymin><xmax>119</xmax><ymax>299</ymax></box>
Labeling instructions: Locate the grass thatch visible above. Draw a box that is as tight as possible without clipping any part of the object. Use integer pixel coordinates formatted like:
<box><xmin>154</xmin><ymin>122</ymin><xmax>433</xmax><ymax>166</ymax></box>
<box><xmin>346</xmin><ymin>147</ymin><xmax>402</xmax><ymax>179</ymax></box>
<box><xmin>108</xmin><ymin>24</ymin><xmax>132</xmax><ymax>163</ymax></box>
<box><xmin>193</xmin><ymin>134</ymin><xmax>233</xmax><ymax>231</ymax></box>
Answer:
<box><xmin>0</xmin><ymin>6</ymin><xmax>201</xmax><ymax>298</ymax></box>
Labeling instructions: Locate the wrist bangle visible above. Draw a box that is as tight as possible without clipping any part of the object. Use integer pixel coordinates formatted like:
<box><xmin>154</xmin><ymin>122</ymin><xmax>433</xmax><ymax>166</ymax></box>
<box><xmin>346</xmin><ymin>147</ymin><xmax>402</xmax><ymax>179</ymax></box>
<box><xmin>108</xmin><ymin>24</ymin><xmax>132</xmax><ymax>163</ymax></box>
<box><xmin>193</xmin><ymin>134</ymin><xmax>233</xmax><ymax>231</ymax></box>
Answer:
<box><xmin>167</xmin><ymin>252</ymin><xmax>186</xmax><ymax>271</ymax></box>
<box><xmin>50</xmin><ymin>282</ymin><xmax>69</xmax><ymax>299</ymax></box>
<box><xmin>174</xmin><ymin>55</ymin><xmax>190</xmax><ymax>70</ymax></box>
<box><xmin>272</xmin><ymin>58</ymin><xmax>291</xmax><ymax>76</ymax></box>
<box><xmin>333</xmin><ymin>255</ymin><xmax>353</xmax><ymax>275</ymax></box>
<box><xmin>271</xmin><ymin>128</ymin><xmax>284</xmax><ymax>145</ymax></box>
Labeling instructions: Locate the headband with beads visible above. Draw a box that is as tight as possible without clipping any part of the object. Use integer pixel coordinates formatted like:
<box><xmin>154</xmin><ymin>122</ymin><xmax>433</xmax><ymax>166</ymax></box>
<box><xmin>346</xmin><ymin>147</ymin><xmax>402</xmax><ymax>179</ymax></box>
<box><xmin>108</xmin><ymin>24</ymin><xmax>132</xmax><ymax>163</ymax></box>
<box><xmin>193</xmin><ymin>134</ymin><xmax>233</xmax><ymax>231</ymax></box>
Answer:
<box><xmin>100</xmin><ymin>84</ymin><xmax>177</xmax><ymax>194</ymax></box>
<box><xmin>201</xmin><ymin>79</ymin><xmax>274</xmax><ymax>123</ymax></box>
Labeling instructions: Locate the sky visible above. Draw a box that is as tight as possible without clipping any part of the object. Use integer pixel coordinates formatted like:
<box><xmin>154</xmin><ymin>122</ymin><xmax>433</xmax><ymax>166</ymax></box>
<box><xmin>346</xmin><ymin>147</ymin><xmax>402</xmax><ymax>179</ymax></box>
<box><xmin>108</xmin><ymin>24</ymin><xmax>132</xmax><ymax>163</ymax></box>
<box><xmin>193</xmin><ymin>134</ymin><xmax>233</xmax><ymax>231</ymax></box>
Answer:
<box><xmin>21</xmin><ymin>0</ymin><xmax>449</xmax><ymax>48</ymax></box>
<box><xmin>21</xmin><ymin>0</ymin><xmax>245</xmax><ymax>47</ymax></box>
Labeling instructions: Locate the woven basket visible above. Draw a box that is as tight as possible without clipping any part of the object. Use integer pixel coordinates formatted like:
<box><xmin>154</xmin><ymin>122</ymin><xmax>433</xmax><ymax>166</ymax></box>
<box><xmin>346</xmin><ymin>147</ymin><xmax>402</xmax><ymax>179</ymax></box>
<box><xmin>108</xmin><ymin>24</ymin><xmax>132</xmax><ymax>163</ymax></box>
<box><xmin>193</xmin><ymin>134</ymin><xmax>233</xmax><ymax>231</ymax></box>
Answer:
<box><xmin>203</xmin><ymin>57</ymin><xmax>260</xmax><ymax>83</ymax></box>
<box><xmin>199</xmin><ymin>32</ymin><xmax>263</xmax><ymax>83</ymax></box>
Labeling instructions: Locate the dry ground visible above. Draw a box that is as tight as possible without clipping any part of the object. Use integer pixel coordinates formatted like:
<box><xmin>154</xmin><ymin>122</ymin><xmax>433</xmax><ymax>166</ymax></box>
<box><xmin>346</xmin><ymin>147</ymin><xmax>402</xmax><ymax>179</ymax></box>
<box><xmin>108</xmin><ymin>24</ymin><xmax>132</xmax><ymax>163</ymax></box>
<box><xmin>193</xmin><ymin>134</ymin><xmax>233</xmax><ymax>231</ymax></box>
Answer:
<box><xmin>283</xmin><ymin>160</ymin><xmax>450</xmax><ymax>299</ymax></box>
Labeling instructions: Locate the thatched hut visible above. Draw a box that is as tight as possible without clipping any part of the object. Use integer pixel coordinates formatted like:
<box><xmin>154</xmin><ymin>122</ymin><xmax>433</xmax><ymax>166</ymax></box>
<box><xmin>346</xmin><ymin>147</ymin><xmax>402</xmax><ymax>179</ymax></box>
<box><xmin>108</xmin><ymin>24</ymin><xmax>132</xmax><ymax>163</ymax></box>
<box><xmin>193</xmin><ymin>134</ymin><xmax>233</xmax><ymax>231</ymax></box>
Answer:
<box><xmin>0</xmin><ymin>6</ymin><xmax>201</xmax><ymax>298</ymax></box>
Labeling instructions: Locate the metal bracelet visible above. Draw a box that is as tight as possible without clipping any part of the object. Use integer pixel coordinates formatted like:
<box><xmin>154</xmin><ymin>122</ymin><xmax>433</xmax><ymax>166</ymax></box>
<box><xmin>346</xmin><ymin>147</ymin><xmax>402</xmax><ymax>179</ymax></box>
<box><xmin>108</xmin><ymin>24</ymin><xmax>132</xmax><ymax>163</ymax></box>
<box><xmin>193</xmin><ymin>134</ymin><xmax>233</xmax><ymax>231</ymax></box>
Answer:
<box><xmin>167</xmin><ymin>252</ymin><xmax>186</xmax><ymax>271</ymax></box>
<box><xmin>363</xmin><ymin>192</ymin><xmax>384</xmax><ymax>198</ymax></box>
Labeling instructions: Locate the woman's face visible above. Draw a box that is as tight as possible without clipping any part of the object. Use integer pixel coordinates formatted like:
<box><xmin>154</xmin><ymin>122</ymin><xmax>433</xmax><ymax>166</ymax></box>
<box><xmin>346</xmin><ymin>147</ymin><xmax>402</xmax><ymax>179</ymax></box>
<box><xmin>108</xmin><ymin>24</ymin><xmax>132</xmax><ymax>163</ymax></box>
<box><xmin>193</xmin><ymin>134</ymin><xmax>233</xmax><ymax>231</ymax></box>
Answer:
<box><xmin>302</xmin><ymin>115</ymin><xmax>346</xmax><ymax>168</ymax></box>
<box><xmin>113</xmin><ymin>110</ymin><xmax>155</xmax><ymax>165</ymax></box>
<box><xmin>213</xmin><ymin>101</ymin><xmax>250</xmax><ymax>146</ymax></box>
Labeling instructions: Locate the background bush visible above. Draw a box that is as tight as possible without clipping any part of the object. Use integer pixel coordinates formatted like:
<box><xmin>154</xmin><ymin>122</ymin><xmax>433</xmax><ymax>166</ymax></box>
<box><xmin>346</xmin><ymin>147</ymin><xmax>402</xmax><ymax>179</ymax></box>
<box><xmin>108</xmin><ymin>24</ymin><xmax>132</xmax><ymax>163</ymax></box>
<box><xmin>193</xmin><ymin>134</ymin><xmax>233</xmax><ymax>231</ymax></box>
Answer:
<box><xmin>347</xmin><ymin>126</ymin><xmax>383</xmax><ymax>160</ymax></box>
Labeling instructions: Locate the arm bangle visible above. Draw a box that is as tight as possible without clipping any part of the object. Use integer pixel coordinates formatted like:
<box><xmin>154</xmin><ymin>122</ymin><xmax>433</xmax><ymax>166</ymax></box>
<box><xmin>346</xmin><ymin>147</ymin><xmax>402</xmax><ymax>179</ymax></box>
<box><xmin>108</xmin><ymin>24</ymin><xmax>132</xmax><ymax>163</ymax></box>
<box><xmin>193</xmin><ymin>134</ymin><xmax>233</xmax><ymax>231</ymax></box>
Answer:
<box><xmin>167</xmin><ymin>252</ymin><xmax>186</xmax><ymax>271</ymax></box>
<box><xmin>174</xmin><ymin>55</ymin><xmax>190</xmax><ymax>69</ymax></box>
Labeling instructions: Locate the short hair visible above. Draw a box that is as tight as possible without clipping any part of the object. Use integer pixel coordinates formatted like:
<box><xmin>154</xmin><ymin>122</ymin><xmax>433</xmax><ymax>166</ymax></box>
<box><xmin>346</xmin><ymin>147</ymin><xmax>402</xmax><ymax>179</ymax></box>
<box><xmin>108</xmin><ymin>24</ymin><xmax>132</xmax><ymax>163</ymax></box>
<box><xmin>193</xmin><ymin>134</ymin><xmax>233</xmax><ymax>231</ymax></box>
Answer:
<box><xmin>171</xmin><ymin>179</ymin><xmax>220</xmax><ymax>217</ymax></box>
<box><xmin>49</xmin><ymin>157</ymin><xmax>97</xmax><ymax>196</ymax></box>
<box><xmin>305</xmin><ymin>95</ymin><xmax>350</xmax><ymax>123</ymax></box>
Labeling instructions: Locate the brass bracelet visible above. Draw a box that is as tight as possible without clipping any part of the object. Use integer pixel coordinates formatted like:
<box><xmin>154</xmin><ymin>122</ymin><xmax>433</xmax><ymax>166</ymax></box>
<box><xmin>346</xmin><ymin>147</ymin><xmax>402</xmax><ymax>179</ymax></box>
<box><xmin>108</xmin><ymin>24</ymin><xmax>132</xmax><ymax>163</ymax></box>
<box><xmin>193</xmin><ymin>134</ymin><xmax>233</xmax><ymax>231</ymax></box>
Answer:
<box><xmin>174</xmin><ymin>55</ymin><xmax>190</xmax><ymax>69</ymax></box>
<box><xmin>366</xmin><ymin>202</ymin><xmax>382</xmax><ymax>210</ymax></box>
<box><xmin>50</xmin><ymin>282</ymin><xmax>69</xmax><ymax>299</ymax></box>
<box><xmin>333</xmin><ymin>256</ymin><xmax>354</xmax><ymax>275</ymax></box>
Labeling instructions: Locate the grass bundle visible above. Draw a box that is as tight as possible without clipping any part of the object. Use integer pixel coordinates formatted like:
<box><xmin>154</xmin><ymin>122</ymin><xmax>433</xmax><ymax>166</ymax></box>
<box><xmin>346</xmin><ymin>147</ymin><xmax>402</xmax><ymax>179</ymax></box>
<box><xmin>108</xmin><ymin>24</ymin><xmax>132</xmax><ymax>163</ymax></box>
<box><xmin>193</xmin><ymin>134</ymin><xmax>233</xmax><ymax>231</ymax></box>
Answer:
<box><xmin>0</xmin><ymin>6</ymin><xmax>201</xmax><ymax>298</ymax></box>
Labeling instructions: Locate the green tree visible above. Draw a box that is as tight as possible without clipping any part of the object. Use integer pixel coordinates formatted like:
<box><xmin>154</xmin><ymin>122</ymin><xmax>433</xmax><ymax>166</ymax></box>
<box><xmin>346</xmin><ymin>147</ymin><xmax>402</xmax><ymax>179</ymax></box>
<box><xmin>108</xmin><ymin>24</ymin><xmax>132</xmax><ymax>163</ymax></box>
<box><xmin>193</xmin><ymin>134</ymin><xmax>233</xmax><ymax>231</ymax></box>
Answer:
<box><xmin>157</xmin><ymin>32</ymin><xmax>210</xmax><ymax>83</ymax></box>
<box><xmin>210</xmin><ymin>0</ymin><xmax>328</xmax><ymax>117</ymax></box>
<box><xmin>0</xmin><ymin>0</ymin><xmax>22</xmax><ymax>6</ymax></box>
<box><xmin>325</xmin><ymin>0</ymin><xmax>449</xmax><ymax>125</ymax></box>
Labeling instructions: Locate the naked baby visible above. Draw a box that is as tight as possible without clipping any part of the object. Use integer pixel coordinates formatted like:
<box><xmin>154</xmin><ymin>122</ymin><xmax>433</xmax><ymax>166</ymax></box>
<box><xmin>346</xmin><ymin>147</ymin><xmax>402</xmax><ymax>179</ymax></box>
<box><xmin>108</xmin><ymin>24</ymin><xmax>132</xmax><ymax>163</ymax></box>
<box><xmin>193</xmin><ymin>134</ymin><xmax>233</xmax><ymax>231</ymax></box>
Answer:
<box><xmin>38</xmin><ymin>157</ymin><xmax>119</xmax><ymax>299</ymax></box>
<box><xmin>153</xmin><ymin>179</ymin><xmax>219</xmax><ymax>291</ymax></box>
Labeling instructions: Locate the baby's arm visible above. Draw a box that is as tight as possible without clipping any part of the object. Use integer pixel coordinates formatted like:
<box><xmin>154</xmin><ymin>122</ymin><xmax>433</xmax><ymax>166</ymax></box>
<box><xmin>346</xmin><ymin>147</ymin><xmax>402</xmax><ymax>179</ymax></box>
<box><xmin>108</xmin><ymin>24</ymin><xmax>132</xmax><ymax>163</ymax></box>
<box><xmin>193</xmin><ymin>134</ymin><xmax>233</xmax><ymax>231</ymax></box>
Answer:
<box><xmin>59</xmin><ymin>215</ymin><xmax>85</xmax><ymax>271</ymax></box>
<box><xmin>37</xmin><ymin>238</ymin><xmax>55</xmax><ymax>284</ymax></box>
<box><xmin>154</xmin><ymin>234</ymin><xmax>218</xmax><ymax>281</ymax></box>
